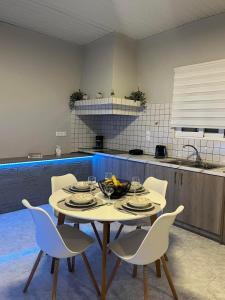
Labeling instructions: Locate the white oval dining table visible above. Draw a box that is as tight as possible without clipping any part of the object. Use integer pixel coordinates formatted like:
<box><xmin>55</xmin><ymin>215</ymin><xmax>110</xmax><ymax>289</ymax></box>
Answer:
<box><xmin>49</xmin><ymin>189</ymin><xmax>166</xmax><ymax>300</ymax></box>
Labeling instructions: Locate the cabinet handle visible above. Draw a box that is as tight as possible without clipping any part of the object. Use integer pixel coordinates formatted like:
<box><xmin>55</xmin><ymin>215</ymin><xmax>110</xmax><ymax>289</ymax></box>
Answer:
<box><xmin>174</xmin><ymin>172</ymin><xmax>177</xmax><ymax>184</ymax></box>
<box><xmin>180</xmin><ymin>173</ymin><xmax>183</xmax><ymax>186</ymax></box>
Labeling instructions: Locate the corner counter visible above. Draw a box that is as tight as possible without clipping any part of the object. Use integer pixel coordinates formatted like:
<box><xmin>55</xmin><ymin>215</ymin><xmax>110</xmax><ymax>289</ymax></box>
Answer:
<box><xmin>80</xmin><ymin>148</ymin><xmax>225</xmax><ymax>244</ymax></box>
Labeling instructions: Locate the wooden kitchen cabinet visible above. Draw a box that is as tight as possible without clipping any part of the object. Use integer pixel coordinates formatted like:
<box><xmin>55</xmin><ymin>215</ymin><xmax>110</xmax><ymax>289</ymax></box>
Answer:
<box><xmin>118</xmin><ymin>159</ymin><xmax>145</xmax><ymax>183</ymax></box>
<box><xmin>93</xmin><ymin>154</ymin><xmax>225</xmax><ymax>241</ymax></box>
<box><xmin>144</xmin><ymin>163</ymin><xmax>176</xmax><ymax>212</ymax></box>
<box><xmin>175</xmin><ymin>170</ymin><xmax>224</xmax><ymax>236</ymax></box>
<box><xmin>145</xmin><ymin>163</ymin><xmax>224</xmax><ymax>238</ymax></box>
<box><xmin>93</xmin><ymin>154</ymin><xmax>145</xmax><ymax>182</ymax></box>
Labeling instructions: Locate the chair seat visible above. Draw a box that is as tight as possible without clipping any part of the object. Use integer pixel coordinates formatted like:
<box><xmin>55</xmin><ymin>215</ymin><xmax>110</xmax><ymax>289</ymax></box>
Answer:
<box><xmin>57</xmin><ymin>224</ymin><xmax>95</xmax><ymax>255</ymax></box>
<box><xmin>109</xmin><ymin>229</ymin><xmax>147</xmax><ymax>260</ymax></box>
<box><xmin>120</xmin><ymin>217</ymin><xmax>151</xmax><ymax>227</ymax></box>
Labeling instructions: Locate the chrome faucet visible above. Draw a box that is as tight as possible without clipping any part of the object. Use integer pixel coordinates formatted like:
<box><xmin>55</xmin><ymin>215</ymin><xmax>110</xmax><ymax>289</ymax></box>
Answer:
<box><xmin>183</xmin><ymin>144</ymin><xmax>202</xmax><ymax>164</ymax></box>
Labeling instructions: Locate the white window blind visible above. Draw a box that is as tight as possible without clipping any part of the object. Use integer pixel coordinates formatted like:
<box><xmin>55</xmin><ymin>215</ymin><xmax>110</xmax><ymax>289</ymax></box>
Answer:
<box><xmin>171</xmin><ymin>59</ymin><xmax>225</xmax><ymax>129</ymax></box>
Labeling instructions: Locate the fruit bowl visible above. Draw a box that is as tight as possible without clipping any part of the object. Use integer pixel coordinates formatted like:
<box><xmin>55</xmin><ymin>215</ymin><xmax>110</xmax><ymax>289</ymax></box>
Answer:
<box><xmin>98</xmin><ymin>179</ymin><xmax>131</xmax><ymax>199</ymax></box>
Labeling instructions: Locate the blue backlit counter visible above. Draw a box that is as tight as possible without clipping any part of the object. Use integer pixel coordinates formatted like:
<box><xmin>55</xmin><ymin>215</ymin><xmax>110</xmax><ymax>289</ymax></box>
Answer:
<box><xmin>0</xmin><ymin>152</ymin><xmax>93</xmax><ymax>213</ymax></box>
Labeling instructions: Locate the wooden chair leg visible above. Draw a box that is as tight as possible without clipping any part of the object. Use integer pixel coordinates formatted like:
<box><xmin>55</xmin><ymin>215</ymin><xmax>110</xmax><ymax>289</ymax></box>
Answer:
<box><xmin>161</xmin><ymin>256</ymin><xmax>178</xmax><ymax>300</ymax></box>
<box><xmin>52</xmin><ymin>258</ymin><xmax>60</xmax><ymax>300</ymax></box>
<box><xmin>71</xmin><ymin>257</ymin><xmax>75</xmax><ymax>272</ymax></box>
<box><xmin>164</xmin><ymin>254</ymin><xmax>169</xmax><ymax>261</ymax></box>
<box><xmin>101</xmin><ymin>222</ymin><xmax>110</xmax><ymax>300</ymax></box>
<box><xmin>23</xmin><ymin>250</ymin><xmax>43</xmax><ymax>293</ymax></box>
<box><xmin>81</xmin><ymin>253</ymin><xmax>100</xmax><ymax>295</ymax></box>
<box><xmin>155</xmin><ymin>259</ymin><xmax>161</xmax><ymax>278</ymax></box>
<box><xmin>150</xmin><ymin>214</ymin><xmax>161</xmax><ymax>278</ymax></box>
<box><xmin>67</xmin><ymin>258</ymin><xmax>72</xmax><ymax>272</ymax></box>
<box><xmin>114</xmin><ymin>224</ymin><xmax>124</xmax><ymax>240</ymax></box>
<box><xmin>51</xmin><ymin>258</ymin><xmax>55</xmax><ymax>274</ymax></box>
<box><xmin>143</xmin><ymin>265</ymin><xmax>149</xmax><ymax>300</ymax></box>
<box><xmin>107</xmin><ymin>223</ymin><xmax>111</xmax><ymax>244</ymax></box>
<box><xmin>91</xmin><ymin>222</ymin><xmax>103</xmax><ymax>250</ymax></box>
<box><xmin>107</xmin><ymin>258</ymin><xmax>121</xmax><ymax>292</ymax></box>
<box><xmin>132</xmin><ymin>265</ymin><xmax>138</xmax><ymax>278</ymax></box>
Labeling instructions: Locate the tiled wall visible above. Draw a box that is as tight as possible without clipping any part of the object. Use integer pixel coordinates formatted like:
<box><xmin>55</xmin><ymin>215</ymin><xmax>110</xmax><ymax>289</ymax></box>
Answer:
<box><xmin>71</xmin><ymin>103</ymin><xmax>225</xmax><ymax>164</ymax></box>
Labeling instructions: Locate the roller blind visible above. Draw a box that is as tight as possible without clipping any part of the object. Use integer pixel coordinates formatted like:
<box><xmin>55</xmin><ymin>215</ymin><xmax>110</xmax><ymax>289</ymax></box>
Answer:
<box><xmin>171</xmin><ymin>59</ymin><xmax>225</xmax><ymax>129</ymax></box>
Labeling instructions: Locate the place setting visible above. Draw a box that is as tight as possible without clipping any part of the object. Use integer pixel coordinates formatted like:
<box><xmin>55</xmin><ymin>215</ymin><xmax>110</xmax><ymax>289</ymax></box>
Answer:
<box><xmin>57</xmin><ymin>192</ymin><xmax>104</xmax><ymax>211</ymax></box>
<box><xmin>127</xmin><ymin>176</ymin><xmax>150</xmax><ymax>196</ymax></box>
<box><xmin>114</xmin><ymin>195</ymin><xmax>158</xmax><ymax>216</ymax></box>
<box><xmin>62</xmin><ymin>176</ymin><xmax>98</xmax><ymax>194</ymax></box>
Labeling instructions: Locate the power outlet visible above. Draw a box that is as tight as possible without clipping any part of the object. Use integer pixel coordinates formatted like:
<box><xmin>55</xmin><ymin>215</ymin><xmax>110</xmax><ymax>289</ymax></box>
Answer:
<box><xmin>56</xmin><ymin>131</ymin><xmax>67</xmax><ymax>137</ymax></box>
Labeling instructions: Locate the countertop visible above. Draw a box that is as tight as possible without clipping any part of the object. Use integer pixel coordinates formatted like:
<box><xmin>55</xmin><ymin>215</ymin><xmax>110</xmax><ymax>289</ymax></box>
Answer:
<box><xmin>0</xmin><ymin>152</ymin><xmax>93</xmax><ymax>165</ymax></box>
<box><xmin>79</xmin><ymin>148</ymin><xmax>225</xmax><ymax>177</ymax></box>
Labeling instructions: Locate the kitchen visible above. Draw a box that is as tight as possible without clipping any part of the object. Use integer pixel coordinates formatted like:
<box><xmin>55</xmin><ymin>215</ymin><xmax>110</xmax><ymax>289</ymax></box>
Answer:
<box><xmin>0</xmin><ymin>1</ymin><xmax>225</xmax><ymax>300</ymax></box>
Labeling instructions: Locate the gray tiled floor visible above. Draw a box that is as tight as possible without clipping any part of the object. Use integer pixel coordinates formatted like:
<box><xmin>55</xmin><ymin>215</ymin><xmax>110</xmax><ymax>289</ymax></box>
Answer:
<box><xmin>0</xmin><ymin>205</ymin><xmax>225</xmax><ymax>299</ymax></box>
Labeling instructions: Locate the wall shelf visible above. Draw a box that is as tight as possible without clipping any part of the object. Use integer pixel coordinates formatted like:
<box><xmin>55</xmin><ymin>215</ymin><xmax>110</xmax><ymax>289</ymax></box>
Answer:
<box><xmin>74</xmin><ymin>97</ymin><xmax>141</xmax><ymax>115</ymax></box>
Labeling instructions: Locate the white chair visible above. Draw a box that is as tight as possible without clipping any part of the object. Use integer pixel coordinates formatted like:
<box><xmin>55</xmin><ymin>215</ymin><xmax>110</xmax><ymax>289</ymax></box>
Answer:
<box><xmin>107</xmin><ymin>206</ymin><xmax>184</xmax><ymax>300</ymax></box>
<box><xmin>114</xmin><ymin>177</ymin><xmax>168</xmax><ymax>240</ymax></box>
<box><xmin>22</xmin><ymin>199</ymin><xmax>100</xmax><ymax>300</ymax></box>
<box><xmin>51</xmin><ymin>174</ymin><xmax>102</xmax><ymax>253</ymax></box>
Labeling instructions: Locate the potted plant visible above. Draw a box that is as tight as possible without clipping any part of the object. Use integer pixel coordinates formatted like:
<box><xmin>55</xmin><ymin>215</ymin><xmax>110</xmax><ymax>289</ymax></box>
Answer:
<box><xmin>125</xmin><ymin>88</ymin><xmax>146</xmax><ymax>106</ymax></box>
<box><xmin>69</xmin><ymin>89</ymin><xmax>84</xmax><ymax>110</ymax></box>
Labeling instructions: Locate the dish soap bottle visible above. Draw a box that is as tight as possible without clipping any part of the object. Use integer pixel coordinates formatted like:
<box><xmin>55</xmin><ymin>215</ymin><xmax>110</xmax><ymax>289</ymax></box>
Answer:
<box><xmin>55</xmin><ymin>145</ymin><xmax>62</xmax><ymax>157</ymax></box>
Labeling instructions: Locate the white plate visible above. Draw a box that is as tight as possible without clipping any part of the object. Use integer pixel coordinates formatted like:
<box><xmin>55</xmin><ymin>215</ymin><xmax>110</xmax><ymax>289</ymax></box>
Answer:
<box><xmin>127</xmin><ymin>197</ymin><xmax>151</xmax><ymax>208</ymax></box>
<box><xmin>122</xmin><ymin>203</ymin><xmax>153</xmax><ymax>212</ymax></box>
<box><xmin>72</xmin><ymin>181</ymin><xmax>90</xmax><ymax>190</ymax></box>
<box><xmin>65</xmin><ymin>198</ymin><xmax>96</xmax><ymax>208</ymax></box>
<box><xmin>69</xmin><ymin>193</ymin><xmax>93</xmax><ymax>204</ymax></box>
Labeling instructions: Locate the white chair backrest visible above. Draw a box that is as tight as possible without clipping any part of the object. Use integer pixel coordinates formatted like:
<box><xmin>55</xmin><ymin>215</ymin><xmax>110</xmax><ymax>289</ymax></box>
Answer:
<box><xmin>143</xmin><ymin>177</ymin><xmax>168</xmax><ymax>197</ymax></box>
<box><xmin>51</xmin><ymin>173</ymin><xmax>77</xmax><ymax>193</ymax></box>
<box><xmin>129</xmin><ymin>206</ymin><xmax>184</xmax><ymax>265</ymax></box>
<box><xmin>22</xmin><ymin>199</ymin><xmax>72</xmax><ymax>258</ymax></box>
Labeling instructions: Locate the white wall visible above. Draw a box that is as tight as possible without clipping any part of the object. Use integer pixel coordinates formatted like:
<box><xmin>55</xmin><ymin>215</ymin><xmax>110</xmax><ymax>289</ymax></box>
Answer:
<box><xmin>0</xmin><ymin>22</ymin><xmax>82</xmax><ymax>158</ymax></box>
<box><xmin>112</xmin><ymin>33</ymin><xmax>137</xmax><ymax>98</ymax></box>
<box><xmin>81</xmin><ymin>33</ymin><xmax>114</xmax><ymax>99</ymax></box>
<box><xmin>137</xmin><ymin>13</ymin><xmax>225</xmax><ymax>103</ymax></box>
<box><xmin>81</xmin><ymin>32</ymin><xmax>137</xmax><ymax>99</ymax></box>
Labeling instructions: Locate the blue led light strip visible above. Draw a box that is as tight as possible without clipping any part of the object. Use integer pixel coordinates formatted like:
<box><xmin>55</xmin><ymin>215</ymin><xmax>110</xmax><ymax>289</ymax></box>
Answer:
<box><xmin>0</xmin><ymin>246</ymin><xmax>39</xmax><ymax>264</ymax></box>
<box><xmin>0</xmin><ymin>156</ymin><xmax>93</xmax><ymax>168</ymax></box>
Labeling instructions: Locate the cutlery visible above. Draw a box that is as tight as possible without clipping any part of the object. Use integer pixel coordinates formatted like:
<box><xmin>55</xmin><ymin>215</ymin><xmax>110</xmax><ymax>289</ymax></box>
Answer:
<box><xmin>57</xmin><ymin>199</ymin><xmax>66</xmax><ymax>204</ymax></box>
<box><xmin>151</xmin><ymin>202</ymin><xmax>160</xmax><ymax>206</ymax></box>
<box><xmin>62</xmin><ymin>188</ymin><xmax>75</xmax><ymax>194</ymax></box>
<box><xmin>82</xmin><ymin>203</ymin><xmax>109</xmax><ymax>211</ymax></box>
<box><xmin>117</xmin><ymin>207</ymin><xmax>138</xmax><ymax>216</ymax></box>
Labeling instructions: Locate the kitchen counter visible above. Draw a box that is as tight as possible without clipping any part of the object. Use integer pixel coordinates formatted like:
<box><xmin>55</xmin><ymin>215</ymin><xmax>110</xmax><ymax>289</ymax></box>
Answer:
<box><xmin>79</xmin><ymin>148</ymin><xmax>225</xmax><ymax>177</ymax></box>
<box><xmin>0</xmin><ymin>152</ymin><xmax>93</xmax><ymax>213</ymax></box>
<box><xmin>0</xmin><ymin>152</ymin><xmax>92</xmax><ymax>166</ymax></box>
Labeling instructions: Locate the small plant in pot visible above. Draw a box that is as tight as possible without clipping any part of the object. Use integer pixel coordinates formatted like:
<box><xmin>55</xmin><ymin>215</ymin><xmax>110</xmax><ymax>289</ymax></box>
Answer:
<box><xmin>125</xmin><ymin>87</ymin><xmax>147</xmax><ymax>106</ymax></box>
<box><xmin>69</xmin><ymin>89</ymin><xmax>84</xmax><ymax>110</ymax></box>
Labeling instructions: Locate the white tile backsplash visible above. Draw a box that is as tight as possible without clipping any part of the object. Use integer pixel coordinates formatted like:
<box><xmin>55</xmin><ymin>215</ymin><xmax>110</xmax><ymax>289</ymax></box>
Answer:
<box><xmin>71</xmin><ymin>103</ymin><xmax>225</xmax><ymax>163</ymax></box>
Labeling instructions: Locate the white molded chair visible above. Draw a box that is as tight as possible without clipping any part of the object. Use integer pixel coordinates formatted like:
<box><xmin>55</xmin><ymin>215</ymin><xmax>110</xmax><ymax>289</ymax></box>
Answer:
<box><xmin>107</xmin><ymin>206</ymin><xmax>184</xmax><ymax>300</ymax></box>
<box><xmin>51</xmin><ymin>174</ymin><xmax>102</xmax><ymax>252</ymax></box>
<box><xmin>22</xmin><ymin>199</ymin><xmax>100</xmax><ymax>300</ymax></box>
<box><xmin>114</xmin><ymin>177</ymin><xmax>168</xmax><ymax>240</ymax></box>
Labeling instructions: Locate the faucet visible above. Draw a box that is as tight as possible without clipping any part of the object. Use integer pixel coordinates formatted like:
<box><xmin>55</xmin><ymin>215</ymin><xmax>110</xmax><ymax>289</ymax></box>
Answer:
<box><xmin>183</xmin><ymin>144</ymin><xmax>202</xmax><ymax>164</ymax></box>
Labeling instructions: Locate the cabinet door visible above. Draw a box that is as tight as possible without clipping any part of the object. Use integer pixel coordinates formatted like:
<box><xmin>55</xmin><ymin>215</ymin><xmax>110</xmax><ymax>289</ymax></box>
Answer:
<box><xmin>117</xmin><ymin>159</ymin><xmax>145</xmax><ymax>183</ymax></box>
<box><xmin>176</xmin><ymin>170</ymin><xmax>224</xmax><ymax>235</ymax></box>
<box><xmin>144</xmin><ymin>164</ymin><xmax>176</xmax><ymax>212</ymax></box>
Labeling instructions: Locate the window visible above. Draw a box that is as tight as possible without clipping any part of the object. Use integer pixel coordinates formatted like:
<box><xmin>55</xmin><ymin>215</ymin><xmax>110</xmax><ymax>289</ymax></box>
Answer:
<box><xmin>171</xmin><ymin>59</ymin><xmax>225</xmax><ymax>130</ymax></box>
<box><xmin>174</xmin><ymin>127</ymin><xmax>225</xmax><ymax>140</ymax></box>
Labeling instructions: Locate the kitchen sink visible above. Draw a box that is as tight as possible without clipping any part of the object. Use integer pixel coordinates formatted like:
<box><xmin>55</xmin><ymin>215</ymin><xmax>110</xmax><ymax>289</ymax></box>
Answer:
<box><xmin>165</xmin><ymin>159</ymin><xmax>219</xmax><ymax>170</ymax></box>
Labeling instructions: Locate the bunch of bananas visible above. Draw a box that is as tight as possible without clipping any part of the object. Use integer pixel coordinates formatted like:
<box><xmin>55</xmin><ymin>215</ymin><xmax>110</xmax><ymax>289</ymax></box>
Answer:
<box><xmin>105</xmin><ymin>175</ymin><xmax>124</xmax><ymax>187</ymax></box>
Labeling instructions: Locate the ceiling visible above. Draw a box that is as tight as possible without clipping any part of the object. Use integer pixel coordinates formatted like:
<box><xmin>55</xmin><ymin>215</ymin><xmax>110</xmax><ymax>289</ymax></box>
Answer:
<box><xmin>1</xmin><ymin>0</ymin><xmax>225</xmax><ymax>45</ymax></box>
